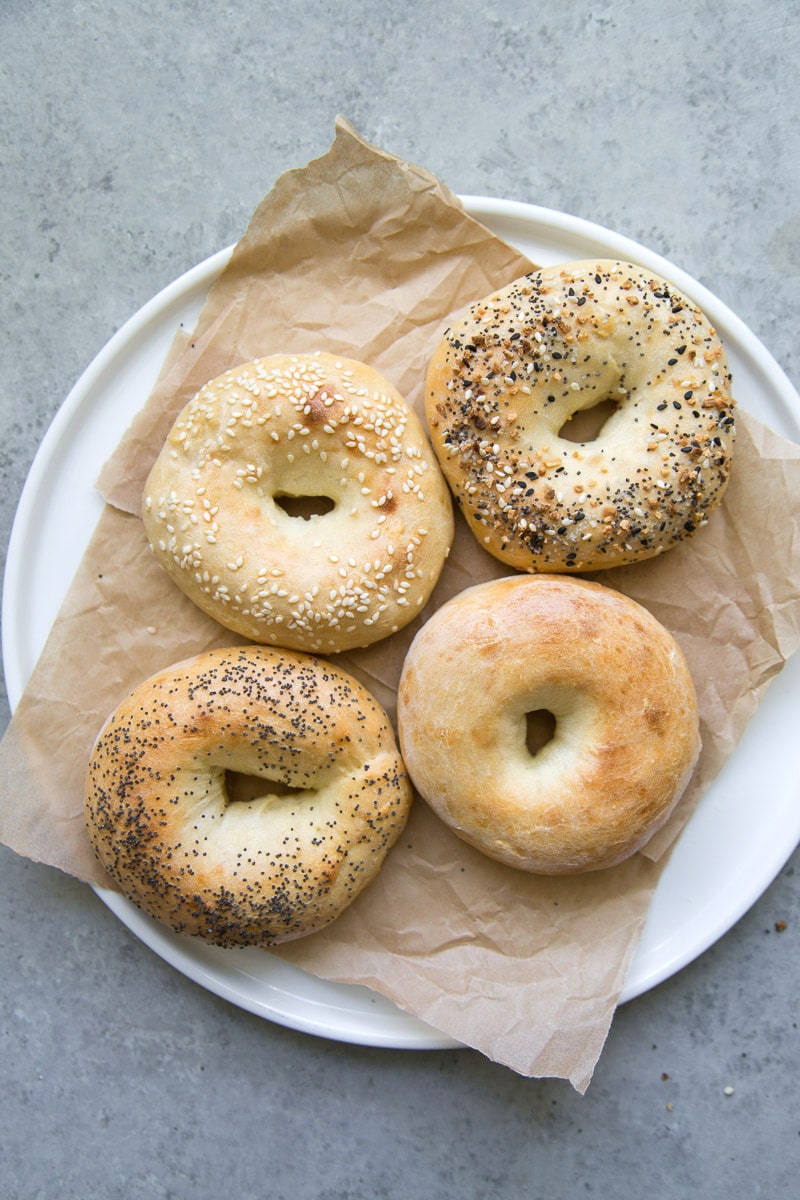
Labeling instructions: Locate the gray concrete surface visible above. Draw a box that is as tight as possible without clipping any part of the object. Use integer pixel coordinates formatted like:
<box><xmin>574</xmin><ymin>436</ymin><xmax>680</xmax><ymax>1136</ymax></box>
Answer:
<box><xmin>2</xmin><ymin>1</ymin><xmax>799</xmax><ymax>1196</ymax></box>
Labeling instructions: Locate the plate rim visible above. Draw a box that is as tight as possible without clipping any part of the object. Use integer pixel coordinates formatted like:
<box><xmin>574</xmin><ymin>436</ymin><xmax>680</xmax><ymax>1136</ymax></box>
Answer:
<box><xmin>3</xmin><ymin>196</ymin><xmax>799</xmax><ymax>1048</ymax></box>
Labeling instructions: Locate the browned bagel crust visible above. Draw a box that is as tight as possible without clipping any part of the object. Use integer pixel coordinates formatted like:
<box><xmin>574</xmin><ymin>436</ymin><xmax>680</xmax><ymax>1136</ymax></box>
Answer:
<box><xmin>84</xmin><ymin>646</ymin><xmax>412</xmax><ymax>946</ymax></box>
<box><xmin>143</xmin><ymin>353</ymin><xmax>454</xmax><ymax>652</ymax></box>
<box><xmin>397</xmin><ymin>575</ymin><xmax>700</xmax><ymax>874</ymax></box>
<box><xmin>425</xmin><ymin>260</ymin><xmax>735</xmax><ymax>572</ymax></box>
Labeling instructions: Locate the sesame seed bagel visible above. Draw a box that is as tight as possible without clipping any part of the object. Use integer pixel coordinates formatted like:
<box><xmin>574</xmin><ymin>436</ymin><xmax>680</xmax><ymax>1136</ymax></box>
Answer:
<box><xmin>425</xmin><ymin>260</ymin><xmax>735</xmax><ymax>572</ymax></box>
<box><xmin>84</xmin><ymin>645</ymin><xmax>413</xmax><ymax>946</ymax></box>
<box><xmin>397</xmin><ymin>575</ymin><xmax>700</xmax><ymax>874</ymax></box>
<box><xmin>143</xmin><ymin>353</ymin><xmax>454</xmax><ymax>652</ymax></box>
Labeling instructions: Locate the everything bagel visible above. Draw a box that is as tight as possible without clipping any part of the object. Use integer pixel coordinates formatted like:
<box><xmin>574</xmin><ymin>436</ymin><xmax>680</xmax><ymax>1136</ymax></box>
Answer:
<box><xmin>143</xmin><ymin>353</ymin><xmax>454</xmax><ymax>652</ymax></box>
<box><xmin>397</xmin><ymin>575</ymin><xmax>700</xmax><ymax>874</ymax></box>
<box><xmin>425</xmin><ymin>260</ymin><xmax>735</xmax><ymax>572</ymax></box>
<box><xmin>84</xmin><ymin>645</ymin><xmax>413</xmax><ymax>946</ymax></box>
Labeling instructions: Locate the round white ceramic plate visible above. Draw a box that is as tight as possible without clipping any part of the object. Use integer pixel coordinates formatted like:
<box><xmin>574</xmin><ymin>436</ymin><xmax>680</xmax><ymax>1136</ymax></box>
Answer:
<box><xmin>4</xmin><ymin>199</ymin><xmax>800</xmax><ymax>1050</ymax></box>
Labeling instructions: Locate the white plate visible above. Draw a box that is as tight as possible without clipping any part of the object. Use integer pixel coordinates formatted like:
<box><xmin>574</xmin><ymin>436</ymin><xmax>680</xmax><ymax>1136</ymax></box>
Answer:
<box><xmin>4</xmin><ymin>199</ymin><xmax>800</xmax><ymax>1050</ymax></box>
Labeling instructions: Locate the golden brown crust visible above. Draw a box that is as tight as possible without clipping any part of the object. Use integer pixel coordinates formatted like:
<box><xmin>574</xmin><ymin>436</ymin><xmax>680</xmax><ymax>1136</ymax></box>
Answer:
<box><xmin>425</xmin><ymin>260</ymin><xmax>735</xmax><ymax>572</ymax></box>
<box><xmin>84</xmin><ymin>646</ymin><xmax>412</xmax><ymax>945</ymax></box>
<box><xmin>143</xmin><ymin>353</ymin><xmax>454</xmax><ymax>652</ymax></box>
<box><xmin>397</xmin><ymin>575</ymin><xmax>700</xmax><ymax>874</ymax></box>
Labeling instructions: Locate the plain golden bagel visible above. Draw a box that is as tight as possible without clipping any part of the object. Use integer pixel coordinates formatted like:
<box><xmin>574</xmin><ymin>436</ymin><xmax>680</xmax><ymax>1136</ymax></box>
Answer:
<box><xmin>397</xmin><ymin>575</ymin><xmax>700</xmax><ymax>874</ymax></box>
<box><xmin>143</xmin><ymin>352</ymin><xmax>454</xmax><ymax>652</ymax></box>
<box><xmin>425</xmin><ymin>259</ymin><xmax>735</xmax><ymax>572</ymax></box>
<box><xmin>84</xmin><ymin>645</ymin><xmax>413</xmax><ymax>946</ymax></box>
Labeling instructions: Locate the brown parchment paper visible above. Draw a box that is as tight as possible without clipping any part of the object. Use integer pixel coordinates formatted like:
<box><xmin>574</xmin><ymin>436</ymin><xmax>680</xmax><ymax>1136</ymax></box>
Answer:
<box><xmin>3</xmin><ymin>118</ymin><xmax>800</xmax><ymax>1093</ymax></box>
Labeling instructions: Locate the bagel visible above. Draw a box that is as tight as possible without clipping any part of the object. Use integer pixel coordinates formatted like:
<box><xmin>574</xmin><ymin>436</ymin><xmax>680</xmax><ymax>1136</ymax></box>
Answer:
<box><xmin>397</xmin><ymin>575</ymin><xmax>700</xmax><ymax>874</ymax></box>
<box><xmin>425</xmin><ymin>259</ymin><xmax>735</xmax><ymax>572</ymax></box>
<box><xmin>143</xmin><ymin>353</ymin><xmax>454</xmax><ymax>652</ymax></box>
<box><xmin>84</xmin><ymin>645</ymin><xmax>412</xmax><ymax>946</ymax></box>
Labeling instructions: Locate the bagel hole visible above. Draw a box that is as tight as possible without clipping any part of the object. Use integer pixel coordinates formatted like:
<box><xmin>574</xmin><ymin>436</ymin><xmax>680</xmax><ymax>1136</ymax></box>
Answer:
<box><xmin>525</xmin><ymin>709</ymin><xmax>557</xmax><ymax>757</ymax></box>
<box><xmin>274</xmin><ymin>493</ymin><xmax>335</xmax><ymax>520</ymax></box>
<box><xmin>225</xmin><ymin>770</ymin><xmax>306</xmax><ymax>804</ymax></box>
<box><xmin>559</xmin><ymin>398</ymin><xmax>619</xmax><ymax>443</ymax></box>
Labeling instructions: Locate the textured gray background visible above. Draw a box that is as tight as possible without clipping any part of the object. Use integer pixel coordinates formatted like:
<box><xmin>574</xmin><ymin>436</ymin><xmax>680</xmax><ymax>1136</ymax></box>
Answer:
<box><xmin>2</xmin><ymin>2</ymin><xmax>799</xmax><ymax>1197</ymax></box>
